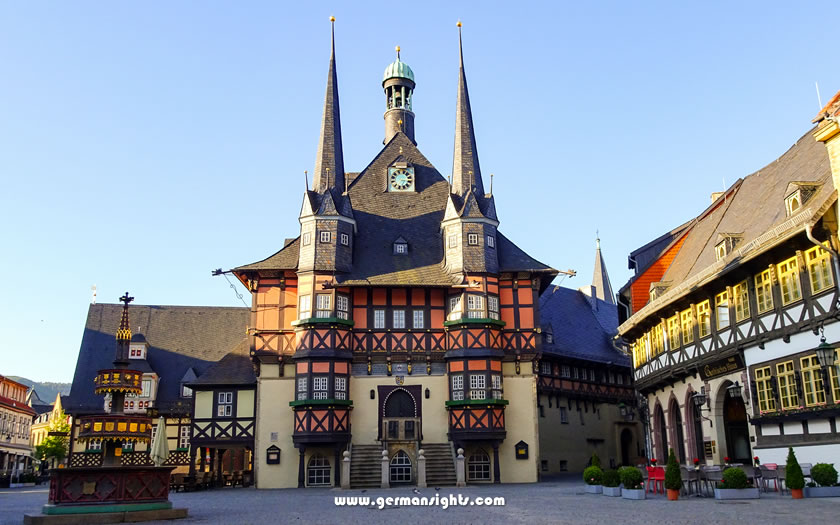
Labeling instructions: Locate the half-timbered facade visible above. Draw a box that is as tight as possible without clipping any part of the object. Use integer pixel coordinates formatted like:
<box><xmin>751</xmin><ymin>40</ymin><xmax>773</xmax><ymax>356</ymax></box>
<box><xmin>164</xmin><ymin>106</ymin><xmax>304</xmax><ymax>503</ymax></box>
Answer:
<box><xmin>231</xmin><ymin>22</ymin><xmax>559</xmax><ymax>488</ymax></box>
<box><xmin>618</xmin><ymin>91</ymin><xmax>840</xmax><ymax>467</ymax></box>
<box><xmin>64</xmin><ymin>303</ymin><xmax>248</xmax><ymax>471</ymax></box>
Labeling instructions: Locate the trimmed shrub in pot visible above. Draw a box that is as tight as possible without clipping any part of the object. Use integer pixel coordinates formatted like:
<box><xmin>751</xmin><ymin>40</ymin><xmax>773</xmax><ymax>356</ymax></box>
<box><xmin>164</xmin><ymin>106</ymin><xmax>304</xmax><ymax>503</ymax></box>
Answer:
<box><xmin>619</xmin><ymin>466</ymin><xmax>645</xmax><ymax>500</ymax></box>
<box><xmin>583</xmin><ymin>465</ymin><xmax>604</xmax><ymax>494</ymax></box>
<box><xmin>786</xmin><ymin>447</ymin><xmax>805</xmax><ymax>499</ymax></box>
<box><xmin>811</xmin><ymin>464</ymin><xmax>837</xmax><ymax>487</ymax></box>
<box><xmin>591</xmin><ymin>452</ymin><xmax>601</xmax><ymax>468</ymax></box>
<box><xmin>714</xmin><ymin>467</ymin><xmax>760</xmax><ymax>500</ymax></box>
<box><xmin>804</xmin><ymin>463</ymin><xmax>840</xmax><ymax>498</ymax></box>
<box><xmin>664</xmin><ymin>448</ymin><xmax>681</xmax><ymax>500</ymax></box>
<box><xmin>720</xmin><ymin>467</ymin><xmax>748</xmax><ymax>489</ymax></box>
<box><xmin>602</xmin><ymin>469</ymin><xmax>621</xmax><ymax>497</ymax></box>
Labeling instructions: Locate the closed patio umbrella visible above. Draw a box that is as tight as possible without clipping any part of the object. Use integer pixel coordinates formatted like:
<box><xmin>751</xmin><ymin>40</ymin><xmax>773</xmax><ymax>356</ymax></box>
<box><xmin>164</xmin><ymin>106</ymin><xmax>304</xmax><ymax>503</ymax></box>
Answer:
<box><xmin>150</xmin><ymin>416</ymin><xmax>169</xmax><ymax>467</ymax></box>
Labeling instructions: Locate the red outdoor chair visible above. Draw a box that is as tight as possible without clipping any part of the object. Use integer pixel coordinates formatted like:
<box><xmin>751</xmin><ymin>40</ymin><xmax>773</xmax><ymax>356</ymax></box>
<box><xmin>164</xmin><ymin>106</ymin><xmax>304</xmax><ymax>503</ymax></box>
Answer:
<box><xmin>646</xmin><ymin>467</ymin><xmax>665</xmax><ymax>494</ymax></box>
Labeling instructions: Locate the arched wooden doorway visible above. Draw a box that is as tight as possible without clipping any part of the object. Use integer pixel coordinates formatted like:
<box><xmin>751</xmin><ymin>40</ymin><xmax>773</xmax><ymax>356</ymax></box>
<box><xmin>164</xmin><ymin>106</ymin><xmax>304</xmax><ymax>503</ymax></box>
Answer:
<box><xmin>669</xmin><ymin>398</ymin><xmax>686</xmax><ymax>464</ymax></box>
<box><xmin>382</xmin><ymin>388</ymin><xmax>419</xmax><ymax>441</ymax></box>
<box><xmin>723</xmin><ymin>391</ymin><xmax>750</xmax><ymax>464</ymax></box>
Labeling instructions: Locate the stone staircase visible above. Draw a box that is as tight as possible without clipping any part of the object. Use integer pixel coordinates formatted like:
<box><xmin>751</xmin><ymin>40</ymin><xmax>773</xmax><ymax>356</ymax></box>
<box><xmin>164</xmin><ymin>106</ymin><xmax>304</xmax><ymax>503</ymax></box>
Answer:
<box><xmin>422</xmin><ymin>443</ymin><xmax>457</xmax><ymax>486</ymax></box>
<box><xmin>349</xmin><ymin>444</ymin><xmax>383</xmax><ymax>489</ymax></box>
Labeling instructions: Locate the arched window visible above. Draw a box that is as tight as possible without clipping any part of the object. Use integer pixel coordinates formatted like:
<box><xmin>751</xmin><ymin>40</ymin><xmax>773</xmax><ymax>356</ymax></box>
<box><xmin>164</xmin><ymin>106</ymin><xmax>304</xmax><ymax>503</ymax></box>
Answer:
<box><xmin>389</xmin><ymin>450</ymin><xmax>412</xmax><ymax>483</ymax></box>
<box><xmin>307</xmin><ymin>454</ymin><xmax>331</xmax><ymax>487</ymax></box>
<box><xmin>384</xmin><ymin>389</ymin><xmax>416</xmax><ymax>418</ymax></box>
<box><xmin>467</xmin><ymin>450</ymin><xmax>491</xmax><ymax>481</ymax></box>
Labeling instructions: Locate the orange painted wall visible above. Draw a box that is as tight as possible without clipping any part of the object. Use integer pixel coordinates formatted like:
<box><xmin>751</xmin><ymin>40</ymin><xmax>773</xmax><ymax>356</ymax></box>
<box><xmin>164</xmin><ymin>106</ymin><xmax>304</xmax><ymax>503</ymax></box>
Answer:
<box><xmin>630</xmin><ymin>234</ymin><xmax>688</xmax><ymax>314</ymax></box>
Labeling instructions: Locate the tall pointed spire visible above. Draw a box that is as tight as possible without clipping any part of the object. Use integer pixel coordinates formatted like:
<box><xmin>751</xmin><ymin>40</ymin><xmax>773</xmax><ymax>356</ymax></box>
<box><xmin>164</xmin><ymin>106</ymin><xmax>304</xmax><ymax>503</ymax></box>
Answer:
<box><xmin>313</xmin><ymin>16</ymin><xmax>345</xmax><ymax>193</ymax></box>
<box><xmin>591</xmin><ymin>236</ymin><xmax>615</xmax><ymax>304</ymax></box>
<box><xmin>451</xmin><ymin>21</ymin><xmax>484</xmax><ymax>197</ymax></box>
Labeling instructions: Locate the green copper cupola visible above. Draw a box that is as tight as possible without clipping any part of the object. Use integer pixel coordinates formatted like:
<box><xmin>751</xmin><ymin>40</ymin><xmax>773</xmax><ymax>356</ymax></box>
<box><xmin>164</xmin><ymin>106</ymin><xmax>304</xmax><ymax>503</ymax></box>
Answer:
<box><xmin>383</xmin><ymin>46</ymin><xmax>416</xmax><ymax>144</ymax></box>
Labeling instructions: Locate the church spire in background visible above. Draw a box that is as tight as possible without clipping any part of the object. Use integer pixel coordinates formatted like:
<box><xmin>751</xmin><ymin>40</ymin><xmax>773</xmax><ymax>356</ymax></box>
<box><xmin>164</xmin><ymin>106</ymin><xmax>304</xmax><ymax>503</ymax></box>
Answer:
<box><xmin>313</xmin><ymin>16</ymin><xmax>345</xmax><ymax>193</ymax></box>
<box><xmin>591</xmin><ymin>235</ymin><xmax>615</xmax><ymax>304</ymax></box>
<box><xmin>451</xmin><ymin>21</ymin><xmax>484</xmax><ymax>197</ymax></box>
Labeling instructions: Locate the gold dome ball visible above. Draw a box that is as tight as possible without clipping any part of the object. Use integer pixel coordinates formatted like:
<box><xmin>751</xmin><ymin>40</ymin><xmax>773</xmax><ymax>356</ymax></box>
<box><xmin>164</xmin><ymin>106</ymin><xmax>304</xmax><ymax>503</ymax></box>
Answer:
<box><xmin>330</xmin><ymin>16</ymin><xmax>335</xmax><ymax>22</ymax></box>
<box><xmin>457</xmin><ymin>20</ymin><xmax>462</xmax><ymax>28</ymax></box>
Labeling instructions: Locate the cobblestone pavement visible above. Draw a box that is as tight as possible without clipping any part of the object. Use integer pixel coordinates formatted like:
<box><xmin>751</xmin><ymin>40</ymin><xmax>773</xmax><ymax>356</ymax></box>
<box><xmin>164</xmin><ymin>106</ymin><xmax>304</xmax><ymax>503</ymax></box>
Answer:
<box><xmin>3</xmin><ymin>478</ymin><xmax>840</xmax><ymax>525</ymax></box>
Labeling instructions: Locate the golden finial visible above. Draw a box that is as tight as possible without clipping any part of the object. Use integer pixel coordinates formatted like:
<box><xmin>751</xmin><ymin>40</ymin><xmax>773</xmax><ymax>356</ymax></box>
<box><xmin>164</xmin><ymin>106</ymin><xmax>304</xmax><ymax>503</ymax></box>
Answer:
<box><xmin>330</xmin><ymin>16</ymin><xmax>335</xmax><ymax>22</ymax></box>
<box><xmin>395</xmin><ymin>45</ymin><xmax>401</xmax><ymax>60</ymax></box>
<box><xmin>398</xmin><ymin>119</ymin><xmax>403</xmax><ymax>125</ymax></box>
<box><xmin>457</xmin><ymin>20</ymin><xmax>462</xmax><ymax>28</ymax></box>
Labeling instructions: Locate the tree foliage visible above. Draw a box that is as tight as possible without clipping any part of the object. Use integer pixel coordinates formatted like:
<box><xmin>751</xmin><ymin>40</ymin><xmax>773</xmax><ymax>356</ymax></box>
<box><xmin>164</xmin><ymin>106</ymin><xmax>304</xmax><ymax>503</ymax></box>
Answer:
<box><xmin>33</xmin><ymin>408</ymin><xmax>71</xmax><ymax>467</ymax></box>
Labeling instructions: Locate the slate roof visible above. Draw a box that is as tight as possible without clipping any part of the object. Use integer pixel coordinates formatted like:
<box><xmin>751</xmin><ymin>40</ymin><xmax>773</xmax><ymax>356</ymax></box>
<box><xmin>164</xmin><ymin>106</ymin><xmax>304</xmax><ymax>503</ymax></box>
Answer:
<box><xmin>658</xmin><ymin>128</ymin><xmax>830</xmax><ymax>286</ymax></box>
<box><xmin>619</xmin><ymin>126</ymin><xmax>832</xmax><ymax>332</ymax></box>
<box><xmin>234</xmin><ymin>132</ymin><xmax>555</xmax><ymax>286</ymax></box>
<box><xmin>66</xmin><ymin>303</ymin><xmax>249</xmax><ymax>415</ymax></box>
<box><xmin>188</xmin><ymin>339</ymin><xmax>256</xmax><ymax>387</ymax></box>
<box><xmin>539</xmin><ymin>285</ymin><xmax>629</xmax><ymax>367</ymax></box>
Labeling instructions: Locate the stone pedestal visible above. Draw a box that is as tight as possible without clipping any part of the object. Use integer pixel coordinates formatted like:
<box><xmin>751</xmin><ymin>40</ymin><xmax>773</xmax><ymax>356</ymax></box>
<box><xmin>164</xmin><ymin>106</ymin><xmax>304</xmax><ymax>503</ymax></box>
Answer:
<box><xmin>341</xmin><ymin>451</ymin><xmax>351</xmax><ymax>489</ymax></box>
<box><xmin>380</xmin><ymin>450</ymin><xmax>390</xmax><ymax>489</ymax></box>
<box><xmin>416</xmin><ymin>449</ymin><xmax>426</xmax><ymax>488</ymax></box>
<box><xmin>455</xmin><ymin>448</ymin><xmax>466</xmax><ymax>488</ymax></box>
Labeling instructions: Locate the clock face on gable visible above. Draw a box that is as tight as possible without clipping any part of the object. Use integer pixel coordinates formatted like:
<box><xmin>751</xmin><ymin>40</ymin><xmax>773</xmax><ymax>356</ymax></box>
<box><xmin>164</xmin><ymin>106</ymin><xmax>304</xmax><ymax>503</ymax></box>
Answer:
<box><xmin>388</xmin><ymin>167</ymin><xmax>415</xmax><ymax>192</ymax></box>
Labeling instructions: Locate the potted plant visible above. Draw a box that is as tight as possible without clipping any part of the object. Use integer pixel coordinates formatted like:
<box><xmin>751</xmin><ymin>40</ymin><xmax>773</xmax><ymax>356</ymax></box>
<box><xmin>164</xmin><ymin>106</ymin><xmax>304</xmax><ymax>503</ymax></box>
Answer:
<box><xmin>650</xmin><ymin>457</ymin><xmax>657</xmax><ymax>466</ymax></box>
<box><xmin>804</xmin><ymin>463</ymin><xmax>840</xmax><ymax>498</ymax></box>
<box><xmin>619</xmin><ymin>466</ymin><xmax>646</xmax><ymax>500</ymax></box>
<box><xmin>664</xmin><ymin>448</ymin><xmax>681</xmax><ymax>500</ymax></box>
<box><xmin>714</xmin><ymin>467</ymin><xmax>760</xmax><ymax>500</ymax></box>
<box><xmin>583</xmin><ymin>465</ymin><xmax>604</xmax><ymax>494</ymax></box>
<box><xmin>591</xmin><ymin>452</ymin><xmax>601</xmax><ymax>468</ymax></box>
<box><xmin>602</xmin><ymin>469</ymin><xmax>621</xmax><ymax>497</ymax></box>
<box><xmin>753</xmin><ymin>456</ymin><xmax>760</xmax><ymax>467</ymax></box>
<box><xmin>723</xmin><ymin>456</ymin><xmax>730</xmax><ymax>466</ymax></box>
<box><xmin>786</xmin><ymin>447</ymin><xmax>805</xmax><ymax>499</ymax></box>
<box><xmin>692</xmin><ymin>458</ymin><xmax>700</xmax><ymax>469</ymax></box>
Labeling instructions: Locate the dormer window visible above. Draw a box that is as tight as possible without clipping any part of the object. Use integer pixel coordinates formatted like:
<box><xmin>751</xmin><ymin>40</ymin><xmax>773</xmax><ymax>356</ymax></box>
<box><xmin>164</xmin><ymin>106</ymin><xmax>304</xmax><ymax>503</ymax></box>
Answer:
<box><xmin>393</xmin><ymin>236</ymin><xmax>408</xmax><ymax>255</ymax></box>
<box><xmin>487</xmin><ymin>235</ymin><xmax>495</xmax><ymax>248</ymax></box>
<box><xmin>467</xmin><ymin>233</ymin><xmax>479</xmax><ymax>246</ymax></box>
<box><xmin>181</xmin><ymin>385</ymin><xmax>193</xmax><ymax>398</ymax></box>
<box><xmin>128</xmin><ymin>343</ymin><xmax>146</xmax><ymax>360</ymax></box>
<box><xmin>785</xmin><ymin>191</ymin><xmax>801</xmax><ymax>215</ymax></box>
<box><xmin>714</xmin><ymin>233</ymin><xmax>742</xmax><ymax>261</ymax></box>
<box><xmin>784</xmin><ymin>182</ymin><xmax>821</xmax><ymax>216</ymax></box>
<box><xmin>715</xmin><ymin>241</ymin><xmax>728</xmax><ymax>261</ymax></box>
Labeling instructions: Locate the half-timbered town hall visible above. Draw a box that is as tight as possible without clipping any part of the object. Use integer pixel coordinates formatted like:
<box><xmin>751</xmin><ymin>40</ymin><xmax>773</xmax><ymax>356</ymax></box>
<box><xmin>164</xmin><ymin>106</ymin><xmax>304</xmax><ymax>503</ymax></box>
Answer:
<box><xmin>62</xmin><ymin>21</ymin><xmax>640</xmax><ymax>488</ymax></box>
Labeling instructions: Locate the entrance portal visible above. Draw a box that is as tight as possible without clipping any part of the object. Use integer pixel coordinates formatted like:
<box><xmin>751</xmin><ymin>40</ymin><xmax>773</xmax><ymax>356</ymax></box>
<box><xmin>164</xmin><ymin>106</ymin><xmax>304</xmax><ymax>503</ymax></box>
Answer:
<box><xmin>723</xmin><ymin>394</ymin><xmax>750</xmax><ymax>464</ymax></box>
<box><xmin>620</xmin><ymin>428</ymin><xmax>633</xmax><ymax>467</ymax></box>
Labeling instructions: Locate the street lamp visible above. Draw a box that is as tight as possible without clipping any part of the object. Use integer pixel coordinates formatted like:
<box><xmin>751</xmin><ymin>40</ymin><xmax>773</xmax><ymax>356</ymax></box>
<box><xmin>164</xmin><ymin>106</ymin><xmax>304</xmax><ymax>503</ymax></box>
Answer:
<box><xmin>727</xmin><ymin>381</ymin><xmax>743</xmax><ymax>399</ymax></box>
<box><xmin>692</xmin><ymin>388</ymin><xmax>708</xmax><ymax>408</ymax></box>
<box><xmin>814</xmin><ymin>334</ymin><xmax>836</xmax><ymax>368</ymax></box>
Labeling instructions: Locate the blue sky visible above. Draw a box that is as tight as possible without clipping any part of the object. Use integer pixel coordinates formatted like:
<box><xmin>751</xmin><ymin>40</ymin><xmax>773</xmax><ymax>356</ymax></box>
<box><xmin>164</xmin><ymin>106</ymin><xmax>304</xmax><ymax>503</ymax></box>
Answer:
<box><xmin>2</xmin><ymin>1</ymin><xmax>838</xmax><ymax>382</ymax></box>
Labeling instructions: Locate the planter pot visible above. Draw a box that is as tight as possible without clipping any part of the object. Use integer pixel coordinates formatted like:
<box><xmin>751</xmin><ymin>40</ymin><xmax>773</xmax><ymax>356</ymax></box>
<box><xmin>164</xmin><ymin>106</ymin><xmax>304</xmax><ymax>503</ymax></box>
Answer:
<box><xmin>602</xmin><ymin>486</ymin><xmax>622</xmax><ymax>497</ymax></box>
<box><xmin>791</xmin><ymin>488</ymin><xmax>804</xmax><ymax>499</ymax></box>
<box><xmin>622</xmin><ymin>488</ymin><xmax>646</xmax><ymax>500</ymax></box>
<box><xmin>804</xmin><ymin>486</ymin><xmax>840</xmax><ymax>498</ymax></box>
<box><xmin>714</xmin><ymin>488</ymin><xmax>761</xmax><ymax>500</ymax></box>
<box><xmin>585</xmin><ymin>484</ymin><xmax>603</xmax><ymax>494</ymax></box>
<box><xmin>666</xmin><ymin>489</ymin><xmax>679</xmax><ymax>500</ymax></box>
